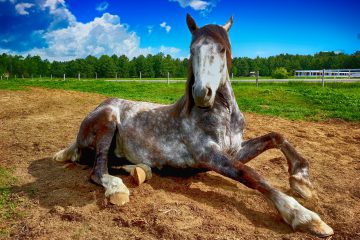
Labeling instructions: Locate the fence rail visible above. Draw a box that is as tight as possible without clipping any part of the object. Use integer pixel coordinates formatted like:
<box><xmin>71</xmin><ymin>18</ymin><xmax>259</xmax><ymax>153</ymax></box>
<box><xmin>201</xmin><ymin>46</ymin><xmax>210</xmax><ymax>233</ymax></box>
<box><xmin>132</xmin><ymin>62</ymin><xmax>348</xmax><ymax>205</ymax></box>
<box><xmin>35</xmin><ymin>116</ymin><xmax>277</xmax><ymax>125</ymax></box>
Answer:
<box><xmin>295</xmin><ymin>69</ymin><xmax>360</xmax><ymax>78</ymax></box>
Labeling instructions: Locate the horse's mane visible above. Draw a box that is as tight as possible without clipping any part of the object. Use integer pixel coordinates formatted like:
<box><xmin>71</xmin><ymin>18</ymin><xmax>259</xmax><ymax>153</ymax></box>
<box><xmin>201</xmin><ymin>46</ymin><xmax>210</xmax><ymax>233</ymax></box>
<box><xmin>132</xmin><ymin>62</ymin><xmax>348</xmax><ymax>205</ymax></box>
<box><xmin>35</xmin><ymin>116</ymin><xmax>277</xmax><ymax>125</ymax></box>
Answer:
<box><xmin>172</xmin><ymin>24</ymin><xmax>232</xmax><ymax>117</ymax></box>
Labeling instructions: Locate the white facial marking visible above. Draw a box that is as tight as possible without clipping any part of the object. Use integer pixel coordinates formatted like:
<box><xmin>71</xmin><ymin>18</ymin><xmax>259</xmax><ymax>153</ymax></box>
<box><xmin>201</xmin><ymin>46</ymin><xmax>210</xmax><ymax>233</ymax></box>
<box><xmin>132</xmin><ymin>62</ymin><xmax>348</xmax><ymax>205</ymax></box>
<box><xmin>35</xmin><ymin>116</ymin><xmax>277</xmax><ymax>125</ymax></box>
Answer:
<box><xmin>191</xmin><ymin>37</ymin><xmax>227</xmax><ymax>107</ymax></box>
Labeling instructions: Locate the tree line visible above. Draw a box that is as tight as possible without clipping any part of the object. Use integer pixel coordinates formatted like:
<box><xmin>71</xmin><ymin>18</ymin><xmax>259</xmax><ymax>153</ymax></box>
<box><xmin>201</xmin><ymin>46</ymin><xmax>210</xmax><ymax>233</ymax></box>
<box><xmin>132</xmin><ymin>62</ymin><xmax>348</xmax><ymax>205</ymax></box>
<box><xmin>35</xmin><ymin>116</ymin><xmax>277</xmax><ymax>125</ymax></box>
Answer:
<box><xmin>0</xmin><ymin>51</ymin><xmax>359</xmax><ymax>78</ymax></box>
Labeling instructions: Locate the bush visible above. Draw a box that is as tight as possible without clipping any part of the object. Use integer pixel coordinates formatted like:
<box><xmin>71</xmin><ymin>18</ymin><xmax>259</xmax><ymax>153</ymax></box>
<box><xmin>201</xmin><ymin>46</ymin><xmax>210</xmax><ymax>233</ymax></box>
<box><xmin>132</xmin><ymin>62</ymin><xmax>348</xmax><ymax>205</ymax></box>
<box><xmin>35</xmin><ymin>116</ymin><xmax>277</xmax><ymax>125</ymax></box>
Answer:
<box><xmin>272</xmin><ymin>67</ymin><xmax>289</xmax><ymax>79</ymax></box>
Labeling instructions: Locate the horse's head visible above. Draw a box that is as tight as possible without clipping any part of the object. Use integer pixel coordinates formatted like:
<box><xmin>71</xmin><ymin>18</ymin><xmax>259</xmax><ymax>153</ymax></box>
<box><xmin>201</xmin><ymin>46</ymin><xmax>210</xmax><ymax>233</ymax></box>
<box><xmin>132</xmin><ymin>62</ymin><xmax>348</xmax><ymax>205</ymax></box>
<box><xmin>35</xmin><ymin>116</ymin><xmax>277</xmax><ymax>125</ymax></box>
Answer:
<box><xmin>187</xmin><ymin>14</ymin><xmax>233</xmax><ymax>108</ymax></box>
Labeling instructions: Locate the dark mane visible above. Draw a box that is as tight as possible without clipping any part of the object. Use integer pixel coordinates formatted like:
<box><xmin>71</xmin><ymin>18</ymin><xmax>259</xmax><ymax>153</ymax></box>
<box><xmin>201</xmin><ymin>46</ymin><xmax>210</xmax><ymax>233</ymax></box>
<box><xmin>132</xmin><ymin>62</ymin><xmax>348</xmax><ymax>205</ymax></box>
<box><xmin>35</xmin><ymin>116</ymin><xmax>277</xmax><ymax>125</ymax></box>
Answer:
<box><xmin>172</xmin><ymin>24</ymin><xmax>232</xmax><ymax>116</ymax></box>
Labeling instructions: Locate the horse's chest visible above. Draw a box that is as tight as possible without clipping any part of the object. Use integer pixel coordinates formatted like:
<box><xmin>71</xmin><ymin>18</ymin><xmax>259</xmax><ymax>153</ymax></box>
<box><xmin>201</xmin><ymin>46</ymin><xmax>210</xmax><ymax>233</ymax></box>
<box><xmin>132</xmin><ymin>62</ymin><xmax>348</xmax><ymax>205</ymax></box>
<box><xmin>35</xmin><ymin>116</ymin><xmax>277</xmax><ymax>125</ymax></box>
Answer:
<box><xmin>196</xmin><ymin>113</ymin><xmax>234</xmax><ymax>147</ymax></box>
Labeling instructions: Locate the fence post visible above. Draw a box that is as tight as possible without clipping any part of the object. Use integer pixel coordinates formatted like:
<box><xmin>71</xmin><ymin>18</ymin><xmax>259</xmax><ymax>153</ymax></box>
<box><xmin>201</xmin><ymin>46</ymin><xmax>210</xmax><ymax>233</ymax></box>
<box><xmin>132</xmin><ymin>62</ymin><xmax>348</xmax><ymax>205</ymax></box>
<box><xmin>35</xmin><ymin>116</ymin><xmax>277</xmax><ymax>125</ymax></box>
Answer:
<box><xmin>348</xmin><ymin>70</ymin><xmax>351</xmax><ymax>79</ymax></box>
<box><xmin>322</xmin><ymin>69</ymin><xmax>325</xmax><ymax>87</ymax></box>
<box><xmin>95</xmin><ymin>72</ymin><xmax>97</xmax><ymax>80</ymax></box>
<box><xmin>140</xmin><ymin>71</ymin><xmax>142</xmax><ymax>80</ymax></box>
<box><xmin>31</xmin><ymin>74</ymin><xmax>33</xmax><ymax>80</ymax></box>
<box><xmin>116</xmin><ymin>73</ymin><xmax>117</xmax><ymax>80</ymax></box>
<box><xmin>167</xmin><ymin>72</ymin><xmax>169</xmax><ymax>85</ymax></box>
<box><xmin>15</xmin><ymin>75</ymin><xmax>17</xmax><ymax>80</ymax></box>
<box><xmin>231</xmin><ymin>72</ymin><xmax>233</xmax><ymax>80</ymax></box>
<box><xmin>51</xmin><ymin>74</ymin><xmax>52</xmax><ymax>80</ymax></box>
<box><xmin>63</xmin><ymin>74</ymin><xmax>66</xmax><ymax>81</ymax></box>
<box><xmin>78</xmin><ymin>73</ymin><xmax>80</xmax><ymax>80</ymax></box>
<box><xmin>256</xmin><ymin>71</ymin><xmax>259</xmax><ymax>87</ymax></box>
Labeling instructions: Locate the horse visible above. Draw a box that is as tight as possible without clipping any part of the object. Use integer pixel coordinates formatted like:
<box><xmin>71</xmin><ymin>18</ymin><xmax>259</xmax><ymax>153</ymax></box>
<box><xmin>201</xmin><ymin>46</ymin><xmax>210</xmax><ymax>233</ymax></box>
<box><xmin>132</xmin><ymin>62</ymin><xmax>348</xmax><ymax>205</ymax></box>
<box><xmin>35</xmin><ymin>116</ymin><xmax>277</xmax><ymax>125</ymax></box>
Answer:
<box><xmin>53</xmin><ymin>14</ymin><xmax>333</xmax><ymax>237</ymax></box>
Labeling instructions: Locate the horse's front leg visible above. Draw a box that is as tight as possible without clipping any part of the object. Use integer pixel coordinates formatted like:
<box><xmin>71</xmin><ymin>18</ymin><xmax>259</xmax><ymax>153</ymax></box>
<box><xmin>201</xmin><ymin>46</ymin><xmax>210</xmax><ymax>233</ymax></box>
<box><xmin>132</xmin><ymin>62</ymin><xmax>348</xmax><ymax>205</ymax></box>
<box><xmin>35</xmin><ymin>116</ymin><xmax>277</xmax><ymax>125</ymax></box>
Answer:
<box><xmin>89</xmin><ymin>123</ymin><xmax>130</xmax><ymax>206</ymax></box>
<box><xmin>199</xmin><ymin>149</ymin><xmax>333</xmax><ymax>237</ymax></box>
<box><xmin>236</xmin><ymin>132</ymin><xmax>314</xmax><ymax>199</ymax></box>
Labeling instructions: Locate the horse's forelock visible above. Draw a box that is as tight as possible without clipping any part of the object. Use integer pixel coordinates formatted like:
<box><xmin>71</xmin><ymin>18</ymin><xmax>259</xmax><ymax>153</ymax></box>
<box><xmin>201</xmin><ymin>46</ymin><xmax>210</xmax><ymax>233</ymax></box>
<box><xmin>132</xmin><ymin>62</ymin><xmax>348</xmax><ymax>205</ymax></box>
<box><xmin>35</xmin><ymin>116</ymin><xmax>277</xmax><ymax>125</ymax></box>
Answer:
<box><xmin>191</xmin><ymin>25</ymin><xmax>232</xmax><ymax>69</ymax></box>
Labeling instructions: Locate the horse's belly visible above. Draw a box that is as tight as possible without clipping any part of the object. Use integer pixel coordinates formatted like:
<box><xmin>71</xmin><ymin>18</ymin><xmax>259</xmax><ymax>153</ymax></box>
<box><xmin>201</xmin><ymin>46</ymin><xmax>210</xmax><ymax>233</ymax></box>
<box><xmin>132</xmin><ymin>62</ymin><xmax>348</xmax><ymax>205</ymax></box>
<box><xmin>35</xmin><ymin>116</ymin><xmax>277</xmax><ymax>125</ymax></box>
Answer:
<box><xmin>117</xmin><ymin>133</ymin><xmax>195</xmax><ymax>169</ymax></box>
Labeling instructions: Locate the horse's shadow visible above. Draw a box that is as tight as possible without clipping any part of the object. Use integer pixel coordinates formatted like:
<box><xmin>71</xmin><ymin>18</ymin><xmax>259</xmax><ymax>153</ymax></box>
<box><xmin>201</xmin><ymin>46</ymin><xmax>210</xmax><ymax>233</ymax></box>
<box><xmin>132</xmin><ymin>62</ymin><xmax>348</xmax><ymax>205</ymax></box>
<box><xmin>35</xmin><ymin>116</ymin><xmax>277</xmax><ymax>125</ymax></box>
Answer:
<box><xmin>17</xmin><ymin>157</ymin><xmax>292</xmax><ymax>235</ymax></box>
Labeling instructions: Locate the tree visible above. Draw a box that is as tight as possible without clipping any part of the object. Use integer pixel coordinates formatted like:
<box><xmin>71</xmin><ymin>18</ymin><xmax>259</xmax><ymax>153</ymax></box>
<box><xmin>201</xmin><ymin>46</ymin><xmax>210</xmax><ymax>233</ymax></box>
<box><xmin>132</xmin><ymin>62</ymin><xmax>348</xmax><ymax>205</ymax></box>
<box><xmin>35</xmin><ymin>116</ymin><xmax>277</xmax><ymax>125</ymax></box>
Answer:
<box><xmin>97</xmin><ymin>55</ymin><xmax>116</xmax><ymax>78</ymax></box>
<box><xmin>117</xmin><ymin>55</ymin><xmax>129</xmax><ymax>78</ymax></box>
<box><xmin>272</xmin><ymin>67</ymin><xmax>289</xmax><ymax>79</ymax></box>
<box><xmin>85</xmin><ymin>55</ymin><xmax>97</xmax><ymax>78</ymax></box>
<box><xmin>1</xmin><ymin>51</ymin><xmax>359</xmax><ymax>80</ymax></box>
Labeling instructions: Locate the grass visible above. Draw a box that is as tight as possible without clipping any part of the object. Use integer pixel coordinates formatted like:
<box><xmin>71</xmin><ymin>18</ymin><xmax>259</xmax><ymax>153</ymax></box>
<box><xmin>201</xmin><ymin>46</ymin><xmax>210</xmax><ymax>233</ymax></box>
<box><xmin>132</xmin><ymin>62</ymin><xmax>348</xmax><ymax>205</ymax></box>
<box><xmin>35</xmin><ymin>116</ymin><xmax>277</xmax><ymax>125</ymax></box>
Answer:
<box><xmin>0</xmin><ymin>167</ymin><xmax>18</xmax><ymax>220</ymax></box>
<box><xmin>0</xmin><ymin>167</ymin><xmax>24</xmax><ymax>238</ymax></box>
<box><xmin>0</xmin><ymin>79</ymin><xmax>359</xmax><ymax>121</ymax></box>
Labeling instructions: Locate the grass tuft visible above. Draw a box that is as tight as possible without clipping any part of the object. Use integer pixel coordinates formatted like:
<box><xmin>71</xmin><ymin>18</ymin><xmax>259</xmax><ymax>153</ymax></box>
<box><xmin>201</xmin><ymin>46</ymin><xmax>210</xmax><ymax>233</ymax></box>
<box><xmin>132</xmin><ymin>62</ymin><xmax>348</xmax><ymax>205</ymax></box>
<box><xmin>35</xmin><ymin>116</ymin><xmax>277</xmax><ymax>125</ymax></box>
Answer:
<box><xmin>0</xmin><ymin>167</ymin><xmax>18</xmax><ymax>220</ymax></box>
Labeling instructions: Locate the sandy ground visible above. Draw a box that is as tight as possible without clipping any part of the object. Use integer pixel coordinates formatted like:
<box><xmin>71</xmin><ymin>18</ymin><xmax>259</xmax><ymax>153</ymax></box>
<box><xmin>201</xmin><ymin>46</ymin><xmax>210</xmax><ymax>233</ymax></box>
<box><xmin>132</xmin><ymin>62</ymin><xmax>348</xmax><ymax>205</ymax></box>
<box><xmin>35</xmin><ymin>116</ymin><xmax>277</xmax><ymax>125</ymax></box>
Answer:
<box><xmin>0</xmin><ymin>88</ymin><xmax>359</xmax><ymax>240</ymax></box>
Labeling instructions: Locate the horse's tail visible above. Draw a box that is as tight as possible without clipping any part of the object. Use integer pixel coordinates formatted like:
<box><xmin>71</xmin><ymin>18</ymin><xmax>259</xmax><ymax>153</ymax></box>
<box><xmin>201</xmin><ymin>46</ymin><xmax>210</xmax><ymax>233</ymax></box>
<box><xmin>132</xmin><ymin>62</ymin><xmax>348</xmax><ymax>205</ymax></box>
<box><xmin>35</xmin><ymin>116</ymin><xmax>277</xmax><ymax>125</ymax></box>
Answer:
<box><xmin>53</xmin><ymin>142</ymin><xmax>80</xmax><ymax>162</ymax></box>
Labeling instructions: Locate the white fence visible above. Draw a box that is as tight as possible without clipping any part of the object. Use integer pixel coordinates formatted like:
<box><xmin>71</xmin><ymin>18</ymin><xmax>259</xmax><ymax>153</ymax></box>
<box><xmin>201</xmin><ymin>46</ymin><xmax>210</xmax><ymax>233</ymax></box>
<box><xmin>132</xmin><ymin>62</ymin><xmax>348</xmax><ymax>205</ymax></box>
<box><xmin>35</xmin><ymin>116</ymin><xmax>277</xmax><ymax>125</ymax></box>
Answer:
<box><xmin>295</xmin><ymin>69</ymin><xmax>360</xmax><ymax>78</ymax></box>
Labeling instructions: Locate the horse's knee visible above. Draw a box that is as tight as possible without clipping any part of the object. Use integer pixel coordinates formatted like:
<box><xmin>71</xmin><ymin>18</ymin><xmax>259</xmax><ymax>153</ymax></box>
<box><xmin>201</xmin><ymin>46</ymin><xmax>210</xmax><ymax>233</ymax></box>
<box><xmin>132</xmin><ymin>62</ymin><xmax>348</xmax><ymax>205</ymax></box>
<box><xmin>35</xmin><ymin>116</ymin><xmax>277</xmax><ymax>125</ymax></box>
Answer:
<box><xmin>268</xmin><ymin>132</ymin><xmax>285</xmax><ymax>146</ymax></box>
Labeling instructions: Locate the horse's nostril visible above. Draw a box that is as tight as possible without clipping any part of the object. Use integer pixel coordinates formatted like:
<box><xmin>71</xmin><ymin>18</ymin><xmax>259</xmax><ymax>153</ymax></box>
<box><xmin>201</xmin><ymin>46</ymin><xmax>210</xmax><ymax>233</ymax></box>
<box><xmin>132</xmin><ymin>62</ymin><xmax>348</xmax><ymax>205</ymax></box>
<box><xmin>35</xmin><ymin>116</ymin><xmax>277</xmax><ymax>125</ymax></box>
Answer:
<box><xmin>206</xmin><ymin>87</ymin><xmax>212</xmax><ymax>98</ymax></box>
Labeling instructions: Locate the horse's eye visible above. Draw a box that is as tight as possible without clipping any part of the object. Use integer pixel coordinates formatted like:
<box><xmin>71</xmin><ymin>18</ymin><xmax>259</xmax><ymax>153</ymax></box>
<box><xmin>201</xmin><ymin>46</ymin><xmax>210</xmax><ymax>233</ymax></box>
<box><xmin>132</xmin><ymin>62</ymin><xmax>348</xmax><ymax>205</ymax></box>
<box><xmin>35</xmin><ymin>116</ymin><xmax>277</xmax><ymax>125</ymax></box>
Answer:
<box><xmin>220</xmin><ymin>47</ymin><xmax>226</xmax><ymax>54</ymax></box>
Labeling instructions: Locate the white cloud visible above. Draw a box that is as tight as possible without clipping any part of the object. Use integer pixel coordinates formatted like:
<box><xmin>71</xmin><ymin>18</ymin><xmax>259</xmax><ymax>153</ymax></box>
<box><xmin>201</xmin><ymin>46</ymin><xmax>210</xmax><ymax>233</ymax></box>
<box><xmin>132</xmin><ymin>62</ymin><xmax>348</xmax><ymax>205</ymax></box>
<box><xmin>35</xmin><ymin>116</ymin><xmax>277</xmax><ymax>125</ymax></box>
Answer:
<box><xmin>147</xmin><ymin>25</ymin><xmax>153</xmax><ymax>34</ymax></box>
<box><xmin>1</xmin><ymin>1</ymin><xmax>182</xmax><ymax>60</ymax></box>
<box><xmin>43</xmin><ymin>0</ymin><xmax>76</xmax><ymax>29</ymax></box>
<box><xmin>25</xmin><ymin>13</ymin><xmax>154</xmax><ymax>61</ymax></box>
<box><xmin>159</xmin><ymin>46</ymin><xmax>180</xmax><ymax>55</ymax></box>
<box><xmin>96</xmin><ymin>1</ymin><xmax>109</xmax><ymax>12</ymax></box>
<box><xmin>189</xmin><ymin>0</ymin><xmax>209</xmax><ymax>10</ymax></box>
<box><xmin>169</xmin><ymin>0</ymin><xmax>218</xmax><ymax>13</ymax></box>
<box><xmin>160</xmin><ymin>21</ymin><xmax>171</xmax><ymax>33</ymax></box>
<box><xmin>15</xmin><ymin>2</ymin><xmax>34</xmax><ymax>15</ymax></box>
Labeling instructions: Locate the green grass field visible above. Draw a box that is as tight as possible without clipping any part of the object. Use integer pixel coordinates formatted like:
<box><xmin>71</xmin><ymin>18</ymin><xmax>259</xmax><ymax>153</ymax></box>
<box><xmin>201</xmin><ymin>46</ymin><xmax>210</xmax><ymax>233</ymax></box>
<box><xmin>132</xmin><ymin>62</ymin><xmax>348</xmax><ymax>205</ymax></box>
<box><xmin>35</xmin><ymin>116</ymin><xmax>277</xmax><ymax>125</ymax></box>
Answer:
<box><xmin>0</xmin><ymin>79</ymin><xmax>359</xmax><ymax>121</ymax></box>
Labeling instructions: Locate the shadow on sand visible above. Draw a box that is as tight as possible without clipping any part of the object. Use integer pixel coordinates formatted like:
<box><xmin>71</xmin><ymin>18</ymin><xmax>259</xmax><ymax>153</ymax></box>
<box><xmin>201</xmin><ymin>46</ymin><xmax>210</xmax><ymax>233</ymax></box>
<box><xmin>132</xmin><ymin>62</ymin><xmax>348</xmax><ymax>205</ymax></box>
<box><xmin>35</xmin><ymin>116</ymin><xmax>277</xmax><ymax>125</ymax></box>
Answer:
<box><xmin>16</xmin><ymin>157</ymin><xmax>292</xmax><ymax>235</ymax></box>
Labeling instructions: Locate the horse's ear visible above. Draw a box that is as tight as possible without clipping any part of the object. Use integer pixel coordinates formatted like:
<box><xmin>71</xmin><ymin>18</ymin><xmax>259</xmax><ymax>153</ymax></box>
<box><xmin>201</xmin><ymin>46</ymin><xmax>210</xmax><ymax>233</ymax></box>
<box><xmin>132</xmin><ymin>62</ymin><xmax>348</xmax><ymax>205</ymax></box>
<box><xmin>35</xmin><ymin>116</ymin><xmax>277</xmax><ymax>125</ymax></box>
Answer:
<box><xmin>186</xmin><ymin>14</ymin><xmax>198</xmax><ymax>34</ymax></box>
<box><xmin>223</xmin><ymin>16</ymin><xmax>233</xmax><ymax>32</ymax></box>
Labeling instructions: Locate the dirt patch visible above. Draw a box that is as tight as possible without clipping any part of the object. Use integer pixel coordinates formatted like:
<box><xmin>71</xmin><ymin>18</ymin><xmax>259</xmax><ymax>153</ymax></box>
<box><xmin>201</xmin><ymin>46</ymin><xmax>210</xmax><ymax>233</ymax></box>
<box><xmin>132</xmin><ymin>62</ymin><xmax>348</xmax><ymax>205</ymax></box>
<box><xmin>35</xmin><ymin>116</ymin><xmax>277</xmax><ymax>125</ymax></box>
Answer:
<box><xmin>0</xmin><ymin>88</ymin><xmax>359</xmax><ymax>239</ymax></box>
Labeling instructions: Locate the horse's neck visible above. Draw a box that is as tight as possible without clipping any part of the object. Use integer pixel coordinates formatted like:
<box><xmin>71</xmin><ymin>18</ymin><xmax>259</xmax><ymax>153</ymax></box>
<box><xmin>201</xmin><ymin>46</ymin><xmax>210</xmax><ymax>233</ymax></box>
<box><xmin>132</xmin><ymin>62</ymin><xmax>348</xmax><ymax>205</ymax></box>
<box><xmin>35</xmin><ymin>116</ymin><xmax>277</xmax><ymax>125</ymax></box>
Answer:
<box><xmin>217</xmin><ymin>74</ymin><xmax>240</xmax><ymax>114</ymax></box>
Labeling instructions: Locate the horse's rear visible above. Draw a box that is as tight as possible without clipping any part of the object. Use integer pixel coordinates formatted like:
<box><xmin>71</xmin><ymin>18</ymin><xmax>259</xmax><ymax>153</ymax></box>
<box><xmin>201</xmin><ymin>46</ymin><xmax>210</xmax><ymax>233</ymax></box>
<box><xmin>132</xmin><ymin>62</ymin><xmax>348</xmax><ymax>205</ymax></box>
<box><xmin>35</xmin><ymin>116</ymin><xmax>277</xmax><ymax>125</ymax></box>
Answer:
<box><xmin>53</xmin><ymin>97</ymin><xmax>159</xmax><ymax>204</ymax></box>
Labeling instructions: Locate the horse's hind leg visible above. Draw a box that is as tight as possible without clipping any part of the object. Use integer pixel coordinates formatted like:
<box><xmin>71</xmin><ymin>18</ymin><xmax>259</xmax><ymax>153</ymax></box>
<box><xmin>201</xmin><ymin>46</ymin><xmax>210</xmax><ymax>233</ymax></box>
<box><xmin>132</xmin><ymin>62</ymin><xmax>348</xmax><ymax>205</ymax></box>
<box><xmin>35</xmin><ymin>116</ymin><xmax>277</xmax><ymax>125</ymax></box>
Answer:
<box><xmin>89</xmin><ymin>120</ymin><xmax>130</xmax><ymax>206</ymax></box>
<box><xmin>53</xmin><ymin>141</ymin><xmax>80</xmax><ymax>162</ymax></box>
<box><xmin>200</xmin><ymin>152</ymin><xmax>333</xmax><ymax>237</ymax></box>
<box><xmin>236</xmin><ymin>132</ymin><xmax>314</xmax><ymax>199</ymax></box>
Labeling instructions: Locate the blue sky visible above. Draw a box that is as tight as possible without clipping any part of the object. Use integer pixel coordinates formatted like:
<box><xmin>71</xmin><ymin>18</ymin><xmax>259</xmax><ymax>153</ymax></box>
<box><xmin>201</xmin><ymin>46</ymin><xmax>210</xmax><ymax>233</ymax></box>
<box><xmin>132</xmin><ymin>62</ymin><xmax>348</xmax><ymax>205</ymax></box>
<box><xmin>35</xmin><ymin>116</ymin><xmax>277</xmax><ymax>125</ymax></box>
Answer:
<box><xmin>0</xmin><ymin>0</ymin><xmax>359</xmax><ymax>61</ymax></box>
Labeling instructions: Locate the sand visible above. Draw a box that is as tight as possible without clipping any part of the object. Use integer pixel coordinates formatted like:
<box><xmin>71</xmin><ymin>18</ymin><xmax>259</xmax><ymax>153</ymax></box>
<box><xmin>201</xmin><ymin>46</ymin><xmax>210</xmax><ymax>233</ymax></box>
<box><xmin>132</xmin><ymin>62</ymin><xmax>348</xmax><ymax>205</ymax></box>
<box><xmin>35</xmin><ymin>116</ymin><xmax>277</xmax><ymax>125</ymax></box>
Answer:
<box><xmin>0</xmin><ymin>88</ymin><xmax>359</xmax><ymax>239</ymax></box>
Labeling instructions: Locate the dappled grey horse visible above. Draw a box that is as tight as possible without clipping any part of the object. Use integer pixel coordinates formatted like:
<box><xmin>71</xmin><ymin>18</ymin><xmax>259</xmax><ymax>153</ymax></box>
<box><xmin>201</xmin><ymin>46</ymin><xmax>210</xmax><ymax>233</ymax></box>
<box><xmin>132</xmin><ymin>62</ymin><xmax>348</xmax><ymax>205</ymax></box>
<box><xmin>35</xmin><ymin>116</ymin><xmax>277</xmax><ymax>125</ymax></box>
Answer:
<box><xmin>54</xmin><ymin>15</ymin><xmax>333</xmax><ymax>237</ymax></box>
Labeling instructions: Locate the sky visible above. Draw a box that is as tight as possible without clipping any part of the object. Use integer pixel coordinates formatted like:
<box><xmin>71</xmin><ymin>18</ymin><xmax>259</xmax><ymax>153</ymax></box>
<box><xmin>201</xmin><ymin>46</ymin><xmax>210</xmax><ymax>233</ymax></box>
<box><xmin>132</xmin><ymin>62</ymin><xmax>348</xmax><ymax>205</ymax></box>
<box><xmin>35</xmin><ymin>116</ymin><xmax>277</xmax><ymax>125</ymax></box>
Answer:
<box><xmin>0</xmin><ymin>0</ymin><xmax>359</xmax><ymax>61</ymax></box>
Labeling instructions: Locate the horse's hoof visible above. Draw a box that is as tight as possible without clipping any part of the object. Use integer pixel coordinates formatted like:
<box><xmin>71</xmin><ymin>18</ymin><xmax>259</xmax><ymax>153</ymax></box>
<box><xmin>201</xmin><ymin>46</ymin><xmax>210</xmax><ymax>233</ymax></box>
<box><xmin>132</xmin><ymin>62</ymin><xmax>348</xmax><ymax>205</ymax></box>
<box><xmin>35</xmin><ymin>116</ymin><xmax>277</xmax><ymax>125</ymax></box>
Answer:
<box><xmin>109</xmin><ymin>192</ymin><xmax>129</xmax><ymax>206</ymax></box>
<box><xmin>296</xmin><ymin>219</ymin><xmax>334</xmax><ymax>238</ymax></box>
<box><xmin>274</xmin><ymin>193</ymin><xmax>332</xmax><ymax>237</ymax></box>
<box><xmin>136</xmin><ymin>164</ymin><xmax>152</xmax><ymax>180</ymax></box>
<box><xmin>123</xmin><ymin>164</ymin><xmax>152</xmax><ymax>185</ymax></box>
<box><xmin>289</xmin><ymin>174</ymin><xmax>314</xmax><ymax>199</ymax></box>
<box><xmin>132</xmin><ymin>167</ymin><xmax>146</xmax><ymax>186</ymax></box>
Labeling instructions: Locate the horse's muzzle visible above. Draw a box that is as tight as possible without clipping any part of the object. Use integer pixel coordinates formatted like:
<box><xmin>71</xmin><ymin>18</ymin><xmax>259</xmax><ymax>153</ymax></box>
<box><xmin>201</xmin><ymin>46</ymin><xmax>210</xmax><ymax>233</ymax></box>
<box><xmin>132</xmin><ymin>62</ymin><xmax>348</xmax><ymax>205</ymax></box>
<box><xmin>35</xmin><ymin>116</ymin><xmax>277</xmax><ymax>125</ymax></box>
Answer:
<box><xmin>192</xmin><ymin>84</ymin><xmax>213</xmax><ymax>107</ymax></box>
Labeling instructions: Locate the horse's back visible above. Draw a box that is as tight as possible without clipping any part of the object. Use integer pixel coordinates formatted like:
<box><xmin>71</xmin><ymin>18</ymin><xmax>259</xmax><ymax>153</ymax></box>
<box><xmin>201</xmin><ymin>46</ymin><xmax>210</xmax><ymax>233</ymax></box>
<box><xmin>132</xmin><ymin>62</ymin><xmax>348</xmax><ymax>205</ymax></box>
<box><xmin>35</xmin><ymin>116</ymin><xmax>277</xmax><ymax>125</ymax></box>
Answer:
<box><xmin>76</xmin><ymin>98</ymin><xmax>164</xmax><ymax>148</ymax></box>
